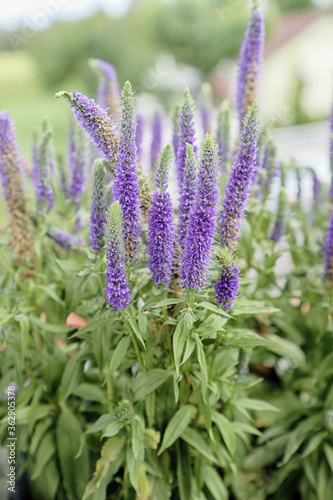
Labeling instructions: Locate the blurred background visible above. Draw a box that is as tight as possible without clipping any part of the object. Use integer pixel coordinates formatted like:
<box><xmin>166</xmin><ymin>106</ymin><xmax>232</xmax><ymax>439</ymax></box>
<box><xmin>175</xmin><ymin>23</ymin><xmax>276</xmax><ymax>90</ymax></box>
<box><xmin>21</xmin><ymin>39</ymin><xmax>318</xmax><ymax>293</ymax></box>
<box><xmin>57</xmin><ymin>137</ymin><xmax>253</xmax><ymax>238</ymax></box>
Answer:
<box><xmin>0</xmin><ymin>0</ymin><xmax>332</xmax><ymax>177</ymax></box>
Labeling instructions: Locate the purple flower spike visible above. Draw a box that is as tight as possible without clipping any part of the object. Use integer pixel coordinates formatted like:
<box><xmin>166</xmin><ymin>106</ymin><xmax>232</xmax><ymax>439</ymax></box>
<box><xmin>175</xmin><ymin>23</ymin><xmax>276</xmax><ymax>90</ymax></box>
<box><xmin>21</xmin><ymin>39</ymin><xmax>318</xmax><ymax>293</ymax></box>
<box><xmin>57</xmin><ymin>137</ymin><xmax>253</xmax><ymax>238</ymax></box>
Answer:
<box><xmin>104</xmin><ymin>201</ymin><xmax>131</xmax><ymax>312</ymax></box>
<box><xmin>176</xmin><ymin>88</ymin><xmax>197</xmax><ymax>192</ymax></box>
<box><xmin>216</xmin><ymin>100</ymin><xmax>230</xmax><ymax>173</ymax></box>
<box><xmin>148</xmin><ymin>145</ymin><xmax>175</xmax><ymax>288</ymax></box>
<box><xmin>182</xmin><ymin>134</ymin><xmax>219</xmax><ymax>290</ymax></box>
<box><xmin>55</xmin><ymin>90</ymin><xmax>118</xmax><ymax>164</ymax></box>
<box><xmin>90</xmin><ymin>159</ymin><xmax>107</xmax><ymax>252</ymax></box>
<box><xmin>215</xmin><ymin>261</ymin><xmax>240</xmax><ymax>309</ymax></box>
<box><xmin>150</xmin><ymin>111</ymin><xmax>162</xmax><ymax>171</ymax></box>
<box><xmin>48</xmin><ymin>227</ymin><xmax>84</xmax><ymax>250</ymax></box>
<box><xmin>136</xmin><ymin>114</ymin><xmax>145</xmax><ymax>163</ymax></box>
<box><xmin>112</xmin><ymin>81</ymin><xmax>141</xmax><ymax>261</ymax></box>
<box><xmin>35</xmin><ymin>119</ymin><xmax>54</xmax><ymax>212</ymax></box>
<box><xmin>236</xmin><ymin>1</ymin><xmax>265</xmax><ymax>122</ymax></box>
<box><xmin>329</xmin><ymin>103</ymin><xmax>333</xmax><ymax>197</ymax></box>
<box><xmin>178</xmin><ymin>144</ymin><xmax>197</xmax><ymax>249</ymax></box>
<box><xmin>89</xmin><ymin>59</ymin><xmax>121</xmax><ymax>121</ymax></box>
<box><xmin>172</xmin><ymin>103</ymin><xmax>181</xmax><ymax>160</ymax></box>
<box><xmin>324</xmin><ymin>204</ymin><xmax>333</xmax><ymax>279</ymax></box>
<box><xmin>220</xmin><ymin>100</ymin><xmax>259</xmax><ymax>249</ymax></box>
<box><xmin>0</xmin><ymin>111</ymin><xmax>35</xmax><ymax>268</ymax></box>
<box><xmin>67</xmin><ymin>123</ymin><xmax>86</xmax><ymax>205</ymax></box>
<box><xmin>312</xmin><ymin>171</ymin><xmax>320</xmax><ymax>206</ymax></box>
<box><xmin>270</xmin><ymin>187</ymin><xmax>287</xmax><ymax>243</ymax></box>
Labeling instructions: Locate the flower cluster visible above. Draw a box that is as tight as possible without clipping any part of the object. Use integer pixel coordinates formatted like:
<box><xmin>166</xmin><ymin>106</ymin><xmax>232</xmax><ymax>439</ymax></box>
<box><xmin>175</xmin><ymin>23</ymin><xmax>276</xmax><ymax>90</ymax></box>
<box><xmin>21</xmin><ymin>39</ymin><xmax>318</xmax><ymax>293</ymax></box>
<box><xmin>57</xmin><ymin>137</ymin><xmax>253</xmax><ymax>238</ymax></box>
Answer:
<box><xmin>236</xmin><ymin>1</ymin><xmax>265</xmax><ymax>122</ymax></box>
<box><xmin>112</xmin><ymin>81</ymin><xmax>141</xmax><ymax>260</ymax></box>
<box><xmin>48</xmin><ymin>227</ymin><xmax>84</xmax><ymax>250</ymax></box>
<box><xmin>67</xmin><ymin>122</ymin><xmax>86</xmax><ymax>205</ymax></box>
<box><xmin>150</xmin><ymin>111</ymin><xmax>162</xmax><ymax>171</ymax></box>
<box><xmin>178</xmin><ymin>144</ymin><xmax>197</xmax><ymax>249</ymax></box>
<box><xmin>89</xmin><ymin>159</ymin><xmax>107</xmax><ymax>252</ymax></box>
<box><xmin>176</xmin><ymin>87</ymin><xmax>197</xmax><ymax>192</ymax></box>
<box><xmin>104</xmin><ymin>201</ymin><xmax>131</xmax><ymax>311</ymax></box>
<box><xmin>148</xmin><ymin>145</ymin><xmax>175</xmax><ymax>287</ymax></box>
<box><xmin>55</xmin><ymin>90</ymin><xmax>118</xmax><ymax>164</ymax></box>
<box><xmin>0</xmin><ymin>111</ymin><xmax>35</xmax><ymax>269</ymax></box>
<box><xmin>220</xmin><ymin>100</ymin><xmax>259</xmax><ymax>249</ymax></box>
<box><xmin>34</xmin><ymin>118</ymin><xmax>54</xmax><ymax>212</ymax></box>
<box><xmin>89</xmin><ymin>58</ymin><xmax>121</xmax><ymax>121</ymax></box>
<box><xmin>215</xmin><ymin>260</ymin><xmax>240</xmax><ymax>309</ymax></box>
<box><xmin>182</xmin><ymin>134</ymin><xmax>219</xmax><ymax>290</ymax></box>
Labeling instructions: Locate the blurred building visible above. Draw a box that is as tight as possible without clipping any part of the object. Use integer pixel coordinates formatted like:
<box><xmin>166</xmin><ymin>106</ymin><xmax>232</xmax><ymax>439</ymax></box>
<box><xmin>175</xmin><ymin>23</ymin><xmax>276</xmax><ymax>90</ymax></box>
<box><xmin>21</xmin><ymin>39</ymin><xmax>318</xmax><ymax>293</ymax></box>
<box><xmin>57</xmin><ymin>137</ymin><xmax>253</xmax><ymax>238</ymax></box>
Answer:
<box><xmin>262</xmin><ymin>10</ymin><xmax>333</xmax><ymax>125</ymax></box>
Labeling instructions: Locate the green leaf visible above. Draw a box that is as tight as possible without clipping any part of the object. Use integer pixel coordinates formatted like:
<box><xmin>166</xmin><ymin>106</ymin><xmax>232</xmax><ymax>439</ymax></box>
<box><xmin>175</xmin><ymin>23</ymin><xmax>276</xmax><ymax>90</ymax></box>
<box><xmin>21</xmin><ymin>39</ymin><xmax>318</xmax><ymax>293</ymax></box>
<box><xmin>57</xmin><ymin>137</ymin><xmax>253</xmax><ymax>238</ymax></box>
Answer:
<box><xmin>126</xmin><ymin>441</ymin><xmax>144</xmax><ymax>492</ymax></box>
<box><xmin>232</xmin><ymin>299</ymin><xmax>279</xmax><ymax>316</ymax></box>
<box><xmin>233</xmin><ymin>398</ymin><xmax>280</xmax><ymax>413</ymax></box>
<box><xmin>108</xmin><ymin>336</ymin><xmax>130</xmax><ymax>375</ymax></box>
<box><xmin>177</xmin><ymin>441</ymin><xmax>192</xmax><ymax>500</ymax></box>
<box><xmin>128</xmin><ymin>317</ymin><xmax>146</xmax><ymax>349</ymax></box>
<box><xmin>132</xmin><ymin>369</ymin><xmax>172</xmax><ymax>401</ymax></box>
<box><xmin>203</xmin><ymin>464</ymin><xmax>228</xmax><ymax>500</ymax></box>
<box><xmin>29</xmin><ymin>457</ymin><xmax>60</xmax><ymax>500</ymax></box>
<box><xmin>30</xmin><ymin>417</ymin><xmax>52</xmax><ymax>455</ymax></box>
<box><xmin>324</xmin><ymin>443</ymin><xmax>333</xmax><ymax>473</ymax></box>
<box><xmin>316</xmin><ymin>351</ymin><xmax>333</xmax><ymax>379</ymax></box>
<box><xmin>92</xmin><ymin>326</ymin><xmax>111</xmax><ymax>374</ymax></box>
<box><xmin>15</xmin><ymin>314</ymin><xmax>29</xmax><ymax>365</ymax></box>
<box><xmin>31</xmin><ymin>430</ymin><xmax>56</xmax><ymax>480</ymax></box>
<box><xmin>158</xmin><ymin>405</ymin><xmax>195</xmax><ymax>455</ymax></box>
<box><xmin>82</xmin><ymin>437</ymin><xmax>125</xmax><ymax>499</ymax></box>
<box><xmin>58</xmin><ymin>354</ymin><xmax>83</xmax><ymax>400</ymax></box>
<box><xmin>196</xmin><ymin>340</ymin><xmax>208</xmax><ymax>402</ymax></box>
<box><xmin>30</xmin><ymin>315</ymin><xmax>71</xmax><ymax>334</ymax></box>
<box><xmin>73</xmin><ymin>312</ymin><xmax>112</xmax><ymax>337</ymax></box>
<box><xmin>35</xmin><ymin>284</ymin><xmax>64</xmax><ymax>305</ymax></box>
<box><xmin>196</xmin><ymin>302</ymin><xmax>231</xmax><ymax>318</ymax></box>
<box><xmin>224</xmin><ymin>329</ymin><xmax>283</xmax><ymax>353</ymax></box>
<box><xmin>56</xmin><ymin>406</ymin><xmax>89</xmax><ymax>499</ymax></box>
<box><xmin>131</xmin><ymin>415</ymin><xmax>145</xmax><ymax>460</ymax></box>
<box><xmin>181</xmin><ymin>338</ymin><xmax>196</xmax><ymax>366</ymax></box>
<box><xmin>181</xmin><ymin>427</ymin><xmax>217</xmax><ymax>464</ymax></box>
<box><xmin>194</xmin><ymin>314</ymin><xmax>226</xmax><ymax>338</ymax></box>
<box><xmin>138</xmin><ymin>311</ymin><xmax>149</xmax><ymax>339</ymax></box>
<box><xmin>212</xmin><ymin>412</ymin><xmax>237</xmax><ymax>457</ymax></box>
<box><xmin>85</xmin><ymin>414</ymin><xmax>114</xmax><ymax>434</ymax></box>
<box><xmin>103</xmin><ymin>420</ymin><xmax>124</xmax><ymax>438</ymax></box>
<box><xmin>150</xmin><ymin>298</ymin><xmax>184</xmax><ymax>309</ymax></box>
<box><xmin>73</xmin><ymin>383</ymin><xmax>107</xmax><ymax>403</ymax></box>
<box><xmin>265</xmin><ymin>332</ymin><xmax>305</xmax><ymax>365</ymax></box>
<box><xmin>173</xmin><ymin>317</ymin><xmax>190</xmax><ymax>377</ymax></box>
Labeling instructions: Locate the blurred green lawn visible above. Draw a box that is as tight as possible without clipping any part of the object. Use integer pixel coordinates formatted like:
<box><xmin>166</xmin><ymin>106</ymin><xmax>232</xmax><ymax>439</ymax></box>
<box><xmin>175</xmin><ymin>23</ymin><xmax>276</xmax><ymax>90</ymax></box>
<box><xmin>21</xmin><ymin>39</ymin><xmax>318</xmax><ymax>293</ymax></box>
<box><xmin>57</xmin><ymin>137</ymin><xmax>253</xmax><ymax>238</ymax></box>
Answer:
<box><xmin>0</xmin><ymin>50</ymin><xmax>81</xmax><ymax>225</ymax></box>
<box><xmin>0</xmin><ymin>50</ymin><xmax>76</xmax><ymax>157</ymax></box>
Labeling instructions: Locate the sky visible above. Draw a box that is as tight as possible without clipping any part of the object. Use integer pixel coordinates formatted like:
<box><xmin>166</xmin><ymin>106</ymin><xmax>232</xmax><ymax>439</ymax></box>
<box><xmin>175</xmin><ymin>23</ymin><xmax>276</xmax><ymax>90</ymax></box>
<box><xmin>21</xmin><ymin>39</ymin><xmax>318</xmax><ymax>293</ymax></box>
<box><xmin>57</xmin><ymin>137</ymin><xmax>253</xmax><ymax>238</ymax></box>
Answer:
<box><xmin>0</xmin><ymin>0</ymin><xmax>133</xmax><ymax>31</ymax></box>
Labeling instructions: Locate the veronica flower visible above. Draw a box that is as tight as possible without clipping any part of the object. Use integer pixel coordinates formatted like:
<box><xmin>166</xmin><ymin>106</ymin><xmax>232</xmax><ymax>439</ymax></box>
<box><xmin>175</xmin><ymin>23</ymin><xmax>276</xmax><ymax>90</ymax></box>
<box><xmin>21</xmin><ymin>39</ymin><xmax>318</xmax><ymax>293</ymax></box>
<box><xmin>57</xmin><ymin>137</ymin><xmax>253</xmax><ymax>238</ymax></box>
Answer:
<box><xmin>215</xmin><ymin>259</ymin><xmax>240</xmax><ymax>309</ymax></box>
<box><xmin>199</xmin><ymin>82</ymin><xmax>213</xmax><ymax>134</ymax></box>
<box><xmin>216</xmin><ymin>100</ymin><xmax>230</xmax><ymax>173</ymax></box>
<box><xmin>150</xmin><ymin>111</ymin><xmax>162</xmax><ymax>171</ymax></box>
<box><xmin>329</xmin><ymin>103</ymin><xmax>333</xmax><ymax>197</ymax></box>
<box><xmin>90</xmin><ymin>159</ymin><xmax>107</xmax><ymax>252</ymax></box>
<box><xmin>89</xmin><ymin>58</ymin><xmax>120</xmax><ymax>121</ymax></box>
<box><xmin>0</xmin><ymin>111</ymin><xmax>34</xmax><ymax>268</ymax></box>
<box><xmin>270</xmin><ymin>187</ymin><xmax>287</xmax><ymax>243</ymax></box>
<box><xmin>236</xmin><ymin>1</ymin><xmax>265</xmax><ymax>122</ymax></box>
<box><xmin>324</xmin><ymin>205</ymin><xmax>333</xmax><ymax>279</ymax></box>
<box><xmin>148</xmin><ymin>145</ymin><xmax>175</xmax><ymax>287</ymax></box>
<box><xmin>312</xmin><ymin>170</ymin><xmax>320</xmax><ymax>206</ymax></box>
<box><xmin>112</xmin><ymin>81</ymin><xmax>140</xmax><ymax>260</ymax></box>
<box><xmin>35</xmin><ymin>118</ymin><xmax>54</xmax><ymax>212</ymax></box>
<box><xmin>55</xmin><ymin>90</ymin><xmax>118</xmax><ymax>165</ymax></box>
<box><xmin>220</xmin><ymin>100</ymin><xmax>259</xmax><ymax>249</ymax></box>
<box><xmin>182</xmin><ymin>134</ymin><xmax>219</xmax><ymax>290</ymax></box>
<box><xmin>260</xmin><ymin>140</ymin><xmax>277</xmax><ymax>201</ymax></box>
<box><xmin>178</xmin><ymin>144</ymin><xmax>197</xmax><ymax>249</ymax></box>
<box><xmin>172</xmin><ymin>103</ymin><xmax>181</xmax><ymax>160</ymax></box>
<box><xmin>176</xmin><ymin>87</ymin><xmax>197</xmax><ymax>192</ymax></box>
<box><xmin>135</xmin><ymin>114</ymin><xmax>145</xmax><ymax>164</ymax></box>
<box><xmin>104</xmin><ymin>201</ymin><xmax>131</xmax><ymax>311</ymax></box>
<box><xmin>48</xmin><ymin>228</ymin><xmax>84</xmax><ymax>250</ymax></box>
<box><xmin>67</xmin><ymin>122</ymin><xmax>86</xmax><ymax>205</ymax></box>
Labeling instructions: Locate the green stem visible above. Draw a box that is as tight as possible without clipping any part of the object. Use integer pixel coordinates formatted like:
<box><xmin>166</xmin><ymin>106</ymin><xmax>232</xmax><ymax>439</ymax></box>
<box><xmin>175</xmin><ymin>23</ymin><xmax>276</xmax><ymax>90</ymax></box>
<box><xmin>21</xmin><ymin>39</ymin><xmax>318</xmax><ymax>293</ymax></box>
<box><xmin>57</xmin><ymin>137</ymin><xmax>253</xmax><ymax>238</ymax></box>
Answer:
<box><xmin>123</xmin><ymin>316</ymin><xmax>145</xmax><ymax>369</ymax></box>
<box><xmin>106</xmin><ymin>361</ymin><xmax>114</xmax><ymax>412</ymax></box>
<box><xmin>188</xmin><ymin>289</ymin><xmax>195</xmax><ymax>309</ymax></box>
